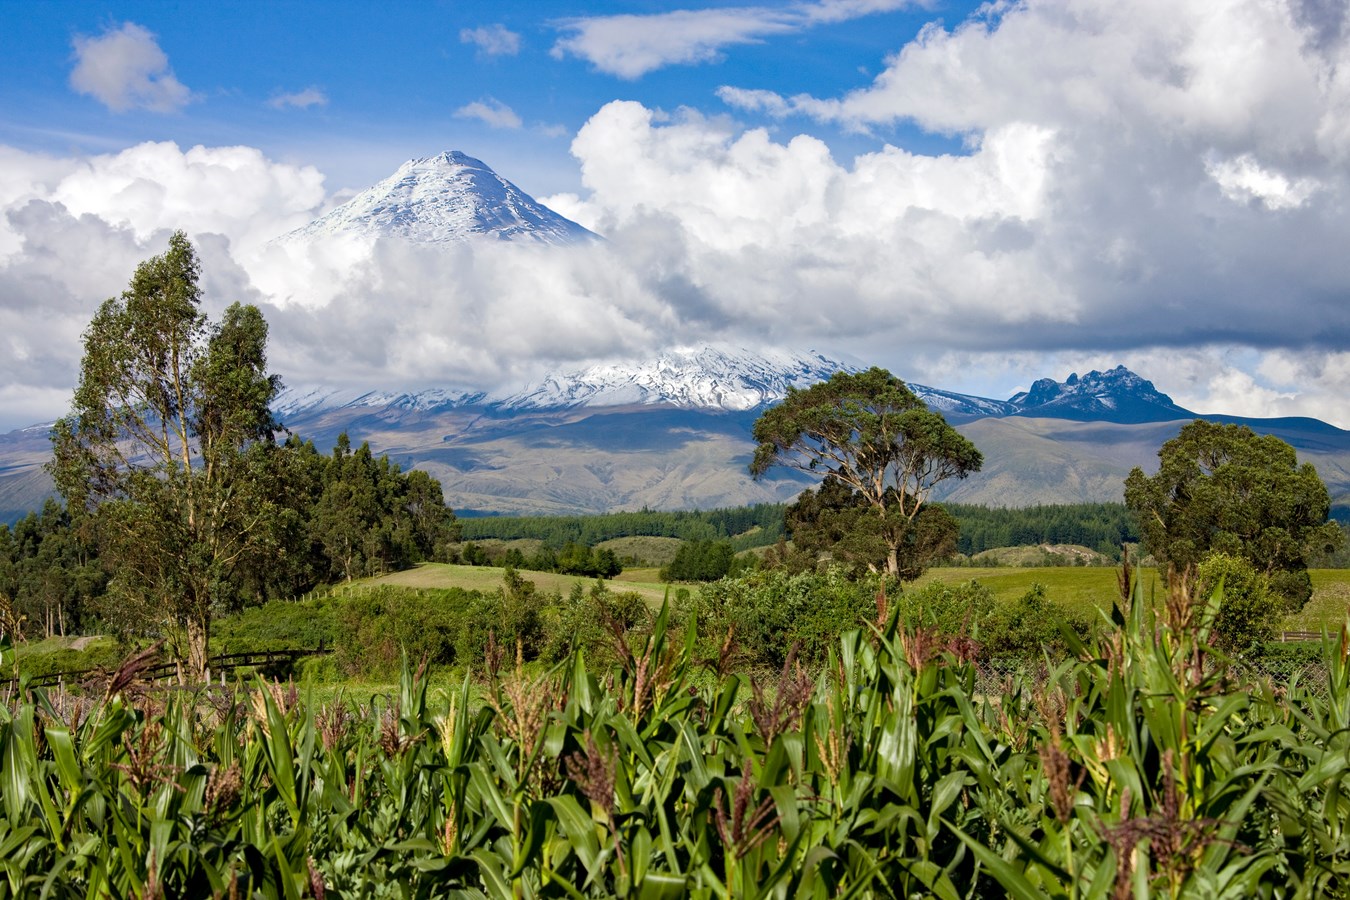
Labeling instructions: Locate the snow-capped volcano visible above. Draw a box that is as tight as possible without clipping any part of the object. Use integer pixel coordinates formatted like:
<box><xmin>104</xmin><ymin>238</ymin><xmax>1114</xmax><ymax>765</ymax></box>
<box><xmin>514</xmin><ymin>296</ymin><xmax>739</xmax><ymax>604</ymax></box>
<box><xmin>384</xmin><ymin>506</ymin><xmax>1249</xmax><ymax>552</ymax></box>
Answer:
<box><xmin>271</xmin><ymin>351</ymin><xmax>1198</xmax><ymax>425</ymax></box>
<box><xmin>277</xmin><ymin>151</ymin><xmax>596</xmax><ymax>246</ymax></box>
<box><xmin>498</xmin><ymin>348</ymin><xmax>856</xmax><ymax>411</ymax></box>
<box><xmin>273</xmin><ymin>348</ymin><xmax>859</xmax><ymax>417</ymax></box>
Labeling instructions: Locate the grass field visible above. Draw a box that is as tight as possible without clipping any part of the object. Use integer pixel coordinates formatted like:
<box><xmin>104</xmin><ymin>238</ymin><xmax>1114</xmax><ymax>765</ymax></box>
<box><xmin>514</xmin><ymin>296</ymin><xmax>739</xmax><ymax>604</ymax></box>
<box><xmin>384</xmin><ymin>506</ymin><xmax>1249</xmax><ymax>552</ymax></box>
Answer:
<box><xmin>366</xmin><ymin>562</ymin><xmax>674</xmax><ymax>605</ymax></box>
<box><xmin>369</xmin><ymin>562</ymin><xmax>1350</xmax><ymax>632</ymax></box>
<box><xmin>917</xmin><ymin>566</ymin><xmax>1350</xmax><ymax>631</ymax></box>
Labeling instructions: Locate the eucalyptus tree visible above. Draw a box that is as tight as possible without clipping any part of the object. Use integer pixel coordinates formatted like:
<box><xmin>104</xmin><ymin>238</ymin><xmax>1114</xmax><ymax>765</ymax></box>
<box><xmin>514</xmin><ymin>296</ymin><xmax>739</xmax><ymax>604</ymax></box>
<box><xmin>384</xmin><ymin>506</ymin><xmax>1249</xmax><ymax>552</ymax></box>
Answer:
<box><xmin>750</xmin><ymin>367</ymin><xmax>982</xmax><ymax>579</ymax></box>
<box><xmin>49</xmin><ymin>232</ymin><xmax>285</xmax><ymax>675</ymax></box>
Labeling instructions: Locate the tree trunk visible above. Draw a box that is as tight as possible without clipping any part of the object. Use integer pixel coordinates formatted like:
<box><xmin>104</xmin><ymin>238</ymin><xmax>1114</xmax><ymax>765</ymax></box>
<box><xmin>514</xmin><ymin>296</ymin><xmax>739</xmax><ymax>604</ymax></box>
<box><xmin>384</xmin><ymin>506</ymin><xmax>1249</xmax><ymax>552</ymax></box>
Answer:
<box><xmin>886</xmin><ymin>544</ymin><xmax>900</xmax><ymax>578</ymax></box>
<box><xmin>186</xmin><ymin>616</ymin><xmax>210</xmax><ymax>681</ymax></box>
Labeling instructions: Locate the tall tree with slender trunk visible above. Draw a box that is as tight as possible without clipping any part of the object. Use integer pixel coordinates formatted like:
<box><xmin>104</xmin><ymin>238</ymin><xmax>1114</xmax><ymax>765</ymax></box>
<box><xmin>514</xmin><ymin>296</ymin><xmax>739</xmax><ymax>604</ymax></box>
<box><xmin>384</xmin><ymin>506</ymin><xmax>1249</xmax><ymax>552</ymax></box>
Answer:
<box><xmin>49</xmin><ymin>232</ymin><xmax>283</xmax><ymax>676</ymax></box>
<box><xmin>750</xmin><ymin>367</ymin><xmax>982</xmax><ymax>579</ymax></box>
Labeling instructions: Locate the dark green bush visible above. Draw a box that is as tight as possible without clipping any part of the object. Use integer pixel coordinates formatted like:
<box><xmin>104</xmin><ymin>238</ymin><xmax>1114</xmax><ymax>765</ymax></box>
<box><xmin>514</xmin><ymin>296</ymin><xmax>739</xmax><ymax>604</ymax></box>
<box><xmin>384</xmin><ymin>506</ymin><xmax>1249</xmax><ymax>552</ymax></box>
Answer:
<box><xmin>13</xmin><ymin>639</ymin><xmax>126</xmax><ymax>680</ymax></box>
<box><xmin>213</xmin><ymin>596</ymin><xmax>338</xmax><ymax>652</ymax></box>
<box><xmin>1197</xmin><ymin>553</ymin><xmax>1281</xmax><ymax>655</ymax></box>
<box><xmin>541</xmin><ymin>580</ymin><xmax>652</xmax><ymax>665</ymax></box>
<box><xmin>689</xmin><ymin>567</ymin><xmax>879</xmax><ymax>667</ymax></box>
<box><xmin>896</xmin><ymin>579</ymin><xmax>995</xmax><ymax>637</ymax></box>
<box><xmin>662</xmin><ymin>539</ymin><xmax>736</xmax><ymax>582</ymax></box>
<box><xmin>333</xmin><ymin>585</ymin><xmax>475</xmax><ymax>679</ymax></box>
<box><xmin>981</xmin><ymin>583</ymin><xmax>1094</xmax><ymax>659</ymax></box>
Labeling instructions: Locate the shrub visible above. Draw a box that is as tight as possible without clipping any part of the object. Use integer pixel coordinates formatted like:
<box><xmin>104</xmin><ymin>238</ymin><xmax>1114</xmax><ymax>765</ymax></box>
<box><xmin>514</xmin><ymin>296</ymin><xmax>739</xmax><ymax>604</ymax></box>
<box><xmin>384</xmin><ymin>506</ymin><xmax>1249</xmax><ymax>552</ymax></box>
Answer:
<box><xmin>333</xmin><ymin>586</ymin><xmax>474</xmax><ymax>679</ymax></box>
<box><xmin>690</xmin><ymin>567</ymin><xmax>879</xmax><ymax>667</ymax></box>
<box><xmin>981</xmin><ymin>583</ymin><xmax>1094</xmax><ymax>659</ymax></box>
<box><xmin>541</xmin><ymin>580</ymin><xmax>652</xmax><ymax>665</ymax></box>
<box><xmin>1196</xmin><ymin>553</ymin><xmax>1280</xmax><ymax>655</ymax></box>
<box><xmin>896</xmin><ymin>579</ymin><xmax>995</xmax><ymax>637</ymax></box>
<box><xmin>661</xmin><ymin>539</ymin><xmax>736</xmax><ymax>582</ymax></box>
<box><xmin>213</xmin><ymin>596</ymin><xmax>338</xmax><ymax>652</ymax></box>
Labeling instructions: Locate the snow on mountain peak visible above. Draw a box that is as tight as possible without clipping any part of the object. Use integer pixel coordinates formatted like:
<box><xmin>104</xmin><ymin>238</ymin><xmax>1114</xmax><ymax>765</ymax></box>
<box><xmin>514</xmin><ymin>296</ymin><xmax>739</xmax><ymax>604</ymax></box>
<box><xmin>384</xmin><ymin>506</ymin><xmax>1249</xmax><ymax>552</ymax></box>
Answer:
<box><xmin>276</xmin><ymin>150</ymin><xmax>597</xmax><ymax>246</ymax></box>
<box><xmin>1005</xmin><ymin>365</ymin><xmax>1193</xmax><ymax>423</ymax></box>
<box><xmin>498</xmin><ymin>347</ymin><xmax>857</xmax><ymax>411</ymax></box>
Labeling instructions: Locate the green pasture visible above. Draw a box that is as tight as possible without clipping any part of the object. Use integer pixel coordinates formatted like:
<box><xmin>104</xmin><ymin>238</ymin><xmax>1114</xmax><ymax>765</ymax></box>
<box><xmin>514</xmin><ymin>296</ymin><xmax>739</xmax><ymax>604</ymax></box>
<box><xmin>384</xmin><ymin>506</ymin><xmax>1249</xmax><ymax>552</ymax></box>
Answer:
<box><xmin>365</xmin><ymin>562</ymin><xmax>673</xmax><ymax>605</ymax></box>
<box><xmin>916</xmin><ymin>566</ymin><xmax>1350</xmax><ymax>632</ymax></box>
<box><xmin>367</xmin><ymin>561</ymin><xmax>1350</xmax><ymax>632</ymax></box>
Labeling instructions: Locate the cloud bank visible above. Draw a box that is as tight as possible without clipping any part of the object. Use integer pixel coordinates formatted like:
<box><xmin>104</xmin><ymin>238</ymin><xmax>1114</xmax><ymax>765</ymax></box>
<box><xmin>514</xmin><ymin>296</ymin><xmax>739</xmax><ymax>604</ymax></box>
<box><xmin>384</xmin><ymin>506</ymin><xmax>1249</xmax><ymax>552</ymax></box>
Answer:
<box><xmin>6</xmin><ymin>0</ymin><xmax>1350</xmax><ymax>431</ymax></box>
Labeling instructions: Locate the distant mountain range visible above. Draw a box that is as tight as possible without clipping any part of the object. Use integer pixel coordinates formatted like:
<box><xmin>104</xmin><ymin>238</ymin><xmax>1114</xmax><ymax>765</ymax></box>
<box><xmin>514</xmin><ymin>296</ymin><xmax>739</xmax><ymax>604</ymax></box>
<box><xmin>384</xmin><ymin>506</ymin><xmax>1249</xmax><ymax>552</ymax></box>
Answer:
<box><xmin>5</xmin><ymin>351</ymin><xmax>1345</xmax><ymax>523</ymax></box>
<box><xmin>3</xmin><ymin>151</ymin><xmax>1346</xmax><ymax>522</ymax></box>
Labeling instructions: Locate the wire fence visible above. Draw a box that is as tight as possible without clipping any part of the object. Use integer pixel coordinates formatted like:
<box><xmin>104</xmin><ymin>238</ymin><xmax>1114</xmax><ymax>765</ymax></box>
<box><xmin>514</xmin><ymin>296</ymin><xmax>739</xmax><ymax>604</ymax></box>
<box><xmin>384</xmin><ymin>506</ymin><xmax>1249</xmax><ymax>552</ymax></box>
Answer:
<box><xmin>972</xmin><ymin>655</ymin><xmax>1334</xmax><ymax>702</ymax></box>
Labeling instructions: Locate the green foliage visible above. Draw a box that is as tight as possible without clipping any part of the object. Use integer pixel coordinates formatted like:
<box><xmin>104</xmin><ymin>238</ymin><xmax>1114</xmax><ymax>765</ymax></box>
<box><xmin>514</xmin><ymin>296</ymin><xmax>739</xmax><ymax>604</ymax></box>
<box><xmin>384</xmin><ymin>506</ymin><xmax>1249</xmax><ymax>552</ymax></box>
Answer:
<box><xmin>980</xmin><ymin>583</ymin><xmax>1095</xmax><ymax>658</ymax></box>
<box><xmin>0</xmin><ymin>499</ymin><xmax>105</xmax><ymax>640</ymax></box>
<box><xmin>1196</xmin><ymin>553</ymin><xmax>1280</xmax><ymax>655</ymax></box>
<box><xmin>660</xmin><ymin>538</ymin><xmax>746</xmax><ymax>582</ymax></box>
<box><xmin>5</xmin><ymin>585</ymin><xmax>1350</xmax><ymax>896</ymax></box>
<box><xmin>784</xmin><ymin>475</ymin><xmax>959</xmax><ymax>578</ymax></box>
<box><xmin>48</xmin><ymin>233</ymin><xmax>286</xmax><ymax>674</ymax></box>
<box><xmin>540</xmin><ymin>580</ymin><xmax>652</xmax><ymax>665</ymax></box>
<box><xmin>896</xmin><ymin>578</ymin><xmax>996</xmax><ymax>637</ymax></box>
<box><xmin>460</xmin><ymin>503</ymin><xmax>786</xmax><ymax>549</ymax></box>
<box><xmin>751</xmin><ymin>366</ymin><xmax>981</xmax><ymax>578</ymax></box>
<box><xmin>11</xmin><ymin>637</ymin><xmax>124</xmax><ymax>680</ymax></box>
<box><xmin>1125</xmin><ymin>419</ymin><xmax>1343</xmax><ymax>609</ymax></box>
<box><xmin>946</xmin><ymin>501</ymin><xmax>1139</xmax><ymax>558</ymax></box>
<box><xmin>212</xmin><ymin>596</ymin><xmax>338</xmax><ymax>653</ymax></box>
<box><xmin>689</xmin><ymin>567</ymin><xmax>880</xmax><ymax>667</ymax></box>
<box><xmin>333</xmin><ymin>585</ymin><xmax>471</xmax><ymax>679</ymax></box>
<box><xmin>310</xmin><ymin>432</ymin><xmax>458</xmax><ymax>583</ymax></box>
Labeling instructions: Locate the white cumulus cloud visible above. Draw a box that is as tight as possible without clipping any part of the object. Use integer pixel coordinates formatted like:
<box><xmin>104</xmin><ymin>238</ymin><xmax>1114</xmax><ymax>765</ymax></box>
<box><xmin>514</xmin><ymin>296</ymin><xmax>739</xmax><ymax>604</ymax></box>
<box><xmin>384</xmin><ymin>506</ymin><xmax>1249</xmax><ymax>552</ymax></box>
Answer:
<box><xmin>69</xmin><ymin>22</ymin><xmax>192</xmax><ymax>113</ymax></box>
<box><xmin>454</xmin><ymin>98</ymin><xmax>524</xmax><ymax>129</ymax></box>
<box><xmin>460</xmin><ymin>24</ymin><xmax>521</xmax><ymax>57</ymax></box>
<box><xmin>10</xmin><ymin>0</ymin><xmax>1350</xmax><ymax>432</ymax></box>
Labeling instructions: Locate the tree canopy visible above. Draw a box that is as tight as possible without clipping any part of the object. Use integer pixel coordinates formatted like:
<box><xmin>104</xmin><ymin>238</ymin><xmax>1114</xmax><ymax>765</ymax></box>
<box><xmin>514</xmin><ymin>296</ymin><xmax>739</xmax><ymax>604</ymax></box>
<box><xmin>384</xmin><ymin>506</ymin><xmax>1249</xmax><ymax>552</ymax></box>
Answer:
<box><xmin>48</xmin><ymin>232</ymin><xmax>287</xmax><ymax>674</ymax></box>
<box><xmin>750</xmin><ymin>367</ymin><xmax>982</xmax><ymax>579</ymax></box>
<box><xmin>1124</xmin><ymin>419</ymin><xmax>1342</xmax><ymax>608</ymax></box>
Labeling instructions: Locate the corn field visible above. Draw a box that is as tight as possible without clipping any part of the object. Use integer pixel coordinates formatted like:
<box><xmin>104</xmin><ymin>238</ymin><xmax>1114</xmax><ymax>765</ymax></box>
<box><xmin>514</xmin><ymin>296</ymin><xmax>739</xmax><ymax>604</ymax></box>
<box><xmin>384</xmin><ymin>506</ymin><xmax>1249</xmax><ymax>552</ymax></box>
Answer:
<box><xmin>2</xmin><ymin>589</ymin><xmax>1350</xmax><ymax>898</ymax></box>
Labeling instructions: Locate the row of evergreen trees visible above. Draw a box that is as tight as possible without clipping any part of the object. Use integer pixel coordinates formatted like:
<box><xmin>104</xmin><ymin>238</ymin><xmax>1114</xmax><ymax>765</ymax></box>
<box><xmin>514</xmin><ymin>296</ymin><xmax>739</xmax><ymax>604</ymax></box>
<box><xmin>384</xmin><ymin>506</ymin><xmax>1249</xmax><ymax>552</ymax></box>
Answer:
<box><xmin>0</xmin><ymin>432</ymin><xmax>458</xmax><ymax>641</ymax></box>
<box><xmin>945</xmin><ymin>502</ymin><xmax>1139</xmax><ymax>558</ymax></box>
<box><xmin>459</xmin><ymin>503</ymin><xmax>786</xmax><ymax>550</ymax></box>
<box><xmin>463</xmin><ymin>502</ymin><xmax>1141</xmax><ymax>561</ymax></box>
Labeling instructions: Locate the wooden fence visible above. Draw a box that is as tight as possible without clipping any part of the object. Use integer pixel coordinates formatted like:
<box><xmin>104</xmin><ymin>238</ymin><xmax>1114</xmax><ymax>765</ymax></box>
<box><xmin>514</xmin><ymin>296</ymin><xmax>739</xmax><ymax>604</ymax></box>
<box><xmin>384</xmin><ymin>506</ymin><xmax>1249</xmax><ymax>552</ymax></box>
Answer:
<box><xmin>7</xmin><ymin>647</ymin><xmax>328</xmax><ymax>692</ymax></box>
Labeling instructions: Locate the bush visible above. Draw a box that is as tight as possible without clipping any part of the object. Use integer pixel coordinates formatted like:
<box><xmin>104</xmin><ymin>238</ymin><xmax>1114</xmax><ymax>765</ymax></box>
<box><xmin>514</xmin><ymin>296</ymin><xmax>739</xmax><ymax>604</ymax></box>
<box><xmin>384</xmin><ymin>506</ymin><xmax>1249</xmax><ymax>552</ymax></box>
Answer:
<box><xmin>333</xmin><ymin>586</ymin><xmax>475</xmax><ymax>679</ymax></box>
<box><xmin>661</xmin><ymin>539</ymin><xmax>737</xmax><ymax>582</ymax></box>
<box><xmin>689</xmin><ymin>568</ymin><xmax>879</xmax><ymax>667</ymax></box>
<box><xmin>12</xmin><ymin>638</ymin><xmax>126</xmax><ymax>680</ymax></box>
<box><xmin>213</xmin><ymin>597</ymin><xmax>338</xmax><ymax>652</ymax></box>
<box><xmin>981</xmin><ymin>584</ymin><xmax>1094</xmax><ymax>659</ymax></box>
<box><xmin>541</xmin><ymin>581</ymin><xmax>652</xmax><ymax>665</ymax></box>
<box><xmin>1196</xmin><ymin>553</ymin><xmax>1280</xmax><ymax>655</ymax></box>
<box><xmin>896</xmin><ymin>579</ymin><xmax>995</xmax><ymax>637</ymax></box>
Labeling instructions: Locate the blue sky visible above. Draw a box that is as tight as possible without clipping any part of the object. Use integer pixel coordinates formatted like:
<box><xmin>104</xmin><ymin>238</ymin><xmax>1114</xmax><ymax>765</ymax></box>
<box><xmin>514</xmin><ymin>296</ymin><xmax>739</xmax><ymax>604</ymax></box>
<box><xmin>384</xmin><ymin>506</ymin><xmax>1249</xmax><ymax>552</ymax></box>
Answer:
<box><xmin>2</xmin><ymin>0</ymin><xmax>1350</xmax><ymax>431</ymax></box>
<box><xmin>1</xmin><ymin>0</ymin><xmax>973</xmax><ymax>195</ymax></box>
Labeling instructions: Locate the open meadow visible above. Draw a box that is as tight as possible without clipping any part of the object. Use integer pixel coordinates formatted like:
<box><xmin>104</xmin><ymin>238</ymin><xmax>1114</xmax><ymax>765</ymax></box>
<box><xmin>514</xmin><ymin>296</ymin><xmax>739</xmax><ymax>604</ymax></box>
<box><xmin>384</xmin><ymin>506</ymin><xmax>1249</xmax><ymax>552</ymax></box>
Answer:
<box><xmin>366</xmin><ymin>562</ymin><xmax>674</xmax><ymax>605</ymax></box>
<box><xmin>362</xmin><ymin>561</ymin><xmax>1350</xmax><ymax>633</ymax></box>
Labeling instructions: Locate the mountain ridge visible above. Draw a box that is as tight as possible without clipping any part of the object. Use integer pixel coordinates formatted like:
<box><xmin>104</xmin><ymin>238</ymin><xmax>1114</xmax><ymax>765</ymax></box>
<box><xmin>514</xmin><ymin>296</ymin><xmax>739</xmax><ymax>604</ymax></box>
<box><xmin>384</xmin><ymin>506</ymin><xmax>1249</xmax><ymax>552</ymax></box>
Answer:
<box><xmin>5</xmin><ymin>356</ymin><xmax>1348</xmax><ymax>523</ymax></box>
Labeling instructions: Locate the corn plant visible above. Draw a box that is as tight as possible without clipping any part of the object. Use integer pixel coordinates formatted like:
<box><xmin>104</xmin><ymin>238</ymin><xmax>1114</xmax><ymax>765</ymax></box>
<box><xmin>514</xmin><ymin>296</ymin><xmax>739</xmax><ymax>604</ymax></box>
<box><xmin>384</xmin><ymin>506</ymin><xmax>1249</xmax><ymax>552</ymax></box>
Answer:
<box><xmin>3</xmin><ymin>588</ymin><xmax>1349</xmax><ymax>897</ymax></box>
